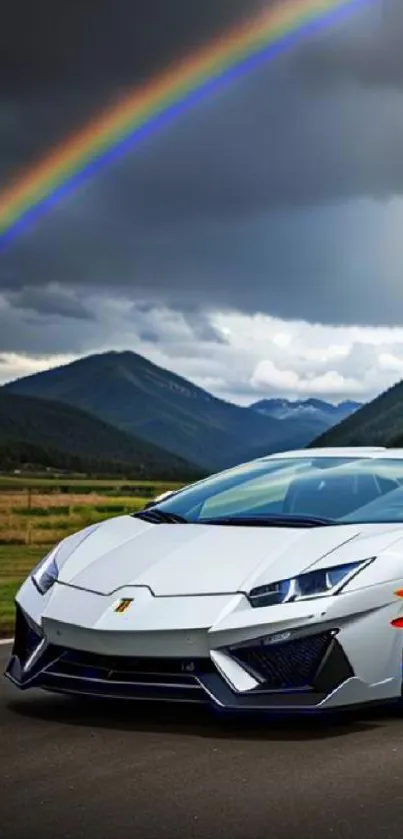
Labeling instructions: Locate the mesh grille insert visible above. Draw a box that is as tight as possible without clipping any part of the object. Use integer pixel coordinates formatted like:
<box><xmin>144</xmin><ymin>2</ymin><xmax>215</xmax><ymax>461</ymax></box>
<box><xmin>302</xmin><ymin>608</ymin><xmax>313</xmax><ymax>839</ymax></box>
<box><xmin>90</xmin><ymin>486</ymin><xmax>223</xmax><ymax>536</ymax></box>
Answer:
<box><xmin>229</xmin><ymin>631</ymin><xmax>333</xmax><ymax>690</ymax></box>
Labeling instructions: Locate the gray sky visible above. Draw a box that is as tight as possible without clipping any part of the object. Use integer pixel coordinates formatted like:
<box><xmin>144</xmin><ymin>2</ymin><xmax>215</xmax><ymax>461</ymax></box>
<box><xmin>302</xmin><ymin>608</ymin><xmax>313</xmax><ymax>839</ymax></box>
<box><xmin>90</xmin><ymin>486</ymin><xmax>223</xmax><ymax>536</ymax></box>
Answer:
<box><xmin>1</xmin><ymin>0</ymin><xmax>403</xmax><ymax>404</ymax></box>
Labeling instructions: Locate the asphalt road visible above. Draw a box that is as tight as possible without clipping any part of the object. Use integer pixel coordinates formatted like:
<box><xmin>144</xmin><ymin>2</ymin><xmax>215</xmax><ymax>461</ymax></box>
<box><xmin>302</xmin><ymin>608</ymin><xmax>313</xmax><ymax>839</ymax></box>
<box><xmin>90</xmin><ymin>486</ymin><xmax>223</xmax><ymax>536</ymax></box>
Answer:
<box><xmin>4</xmin><ymin>644</ymin><xmax>403</xmax><ymax>839</ymax></box>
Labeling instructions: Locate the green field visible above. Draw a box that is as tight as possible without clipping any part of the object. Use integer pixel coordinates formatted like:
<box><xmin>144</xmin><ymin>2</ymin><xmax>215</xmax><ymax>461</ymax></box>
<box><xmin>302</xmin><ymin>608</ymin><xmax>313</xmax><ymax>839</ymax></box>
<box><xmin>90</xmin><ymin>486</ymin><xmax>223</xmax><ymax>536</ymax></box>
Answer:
<box><xmin>0</xmin><ymin>475</ymin><xmax>183</xmax><ymax>635</ymax></box>
<box><xmin>0</xmin><ymin>547</ymin><xmax>44</xmax><ymax>635</ymax></box>
<box><xmin>0</xmin><ymin>475</ymin><xmax>183</xmax><ymax>491</ymax></box>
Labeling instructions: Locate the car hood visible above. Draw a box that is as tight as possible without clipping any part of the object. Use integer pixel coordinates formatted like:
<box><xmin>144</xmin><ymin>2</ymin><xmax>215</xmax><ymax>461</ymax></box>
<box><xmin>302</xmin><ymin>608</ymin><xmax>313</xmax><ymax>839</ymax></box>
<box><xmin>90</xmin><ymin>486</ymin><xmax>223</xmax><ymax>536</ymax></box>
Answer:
<box><xmin>56</xmin><ymin>515</ymin><xmax>403</xmax><ymax>596</ymax></box>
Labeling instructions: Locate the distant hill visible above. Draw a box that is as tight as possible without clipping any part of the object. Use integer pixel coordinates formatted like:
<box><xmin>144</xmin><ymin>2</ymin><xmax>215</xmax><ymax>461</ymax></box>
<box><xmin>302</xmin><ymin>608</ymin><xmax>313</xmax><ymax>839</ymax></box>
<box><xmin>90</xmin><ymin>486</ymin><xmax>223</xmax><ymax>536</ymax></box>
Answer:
<box><xmin>250</xmin><ymin>397</ymin><xmax>362</xmax><ymax>439</ymax></box>
<box><xmin>310</xmin><ymin>379</ymin><xmax>403</xmax><ymax>449</ymax></box>
<box><xmin>0</xmin><ymin>392</ymin><xmax>201</xmax><ymax>479</ymax></box>
<box><xmin>3</xmin><ymin>351</ymin><xmax>320</xmax><ymax>472</ymax></box>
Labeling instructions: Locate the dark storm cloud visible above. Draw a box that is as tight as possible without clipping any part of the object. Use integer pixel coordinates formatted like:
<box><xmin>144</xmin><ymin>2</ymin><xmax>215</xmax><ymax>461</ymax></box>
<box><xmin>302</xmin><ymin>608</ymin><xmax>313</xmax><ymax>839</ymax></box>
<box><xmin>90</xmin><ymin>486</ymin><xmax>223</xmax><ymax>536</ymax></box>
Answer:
<box><xmin>6</xmin><ymin>286</ymin><xmax>92</xmax><ymax>320</ymax></box>
<box><xmin>137</xmin><ymin>329</ymin><xmax>160</xmax><ymax>344</ymax></box>
<box><xmin>2</xmin><ymin>195</ymin><xmax>399</xmax><ymax>329</ymax></box>
<box><xmin>127</xmin><ymin>303</ymin><xmax>228</xmax><ymax>346</ymax></box>
<box><xmin>2</xmin><ymin>0</ymin><xmax>399</xmax><ymax>231</ymax></box>
<box><xmin>0</xmin><ymin>290</ymin><xmax>227</xmax><ymax>357</ymax></box>
<box><xmin>295</xmin><ymin>0</ymin><xmax>403</xmax><ymax>91</ymax></box>
<box><xmin>179</xmin><ymin>310</ymin><xmax>228</xmax><ymax>344</ymax></box>
<box><xmin>0</xmin><ymin>0</ymin><xmax>266</xmax><ymax>185</ymax></box>
<box><xmin>2</xmin><ymin>0</ymin><xmax>403</xmax><ymax>350</ymax></box>
<box><xmin>0</xmin><ymin>304</ymin><xmax>92</xmax><ymax>355</ymax></box>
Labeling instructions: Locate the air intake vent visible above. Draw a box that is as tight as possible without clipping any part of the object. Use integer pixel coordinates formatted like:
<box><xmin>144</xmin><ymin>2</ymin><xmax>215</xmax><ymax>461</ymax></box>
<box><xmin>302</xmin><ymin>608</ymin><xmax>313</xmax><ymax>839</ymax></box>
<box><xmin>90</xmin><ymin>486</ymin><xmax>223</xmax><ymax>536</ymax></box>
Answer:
<box><xmin>228</xmin><ymin>631</ymin><xmax>334</xmax><ymax>690</ymax></box>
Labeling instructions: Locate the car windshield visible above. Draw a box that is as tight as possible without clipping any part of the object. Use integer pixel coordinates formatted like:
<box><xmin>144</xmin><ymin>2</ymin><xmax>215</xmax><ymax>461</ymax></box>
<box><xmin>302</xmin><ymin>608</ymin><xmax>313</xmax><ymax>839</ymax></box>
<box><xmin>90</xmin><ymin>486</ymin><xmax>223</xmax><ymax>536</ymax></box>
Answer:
<box><xmin>150</xmin><ymin>456</ymin><xmax>403</xmax><ymax>526</ymax></box>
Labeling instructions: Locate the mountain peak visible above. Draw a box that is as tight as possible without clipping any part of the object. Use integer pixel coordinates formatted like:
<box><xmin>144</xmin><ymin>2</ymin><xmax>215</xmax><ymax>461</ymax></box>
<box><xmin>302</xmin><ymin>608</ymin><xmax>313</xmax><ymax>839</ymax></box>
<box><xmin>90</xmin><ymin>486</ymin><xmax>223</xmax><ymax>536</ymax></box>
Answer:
<box><xmin>4</xmin><ymin>351</ymin><xmax>304</xmax><ymax>471</ymax></box>
<box><xmin>250</xmin><ymin>396</ymin><xmax>362</xmax><ymax>433</ymax></box>
<box><xmin>3</xmin><ymin>350</ymin><xmax>363</xmax><ymax>472</ymax></box>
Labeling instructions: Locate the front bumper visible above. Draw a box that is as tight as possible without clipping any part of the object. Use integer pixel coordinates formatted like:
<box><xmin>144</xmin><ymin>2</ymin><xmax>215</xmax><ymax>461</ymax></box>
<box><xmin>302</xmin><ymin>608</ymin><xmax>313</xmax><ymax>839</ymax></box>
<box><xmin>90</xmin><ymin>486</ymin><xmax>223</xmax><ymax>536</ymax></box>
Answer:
<box><xmin>5</xmin><ymin>604</ymin><xmax>372</xmax><ymax>712</ymax></box>
<box><xmin>5</xmin><ymin>572</ymin><xmax>403</xmax><ymax>713</ymax></box>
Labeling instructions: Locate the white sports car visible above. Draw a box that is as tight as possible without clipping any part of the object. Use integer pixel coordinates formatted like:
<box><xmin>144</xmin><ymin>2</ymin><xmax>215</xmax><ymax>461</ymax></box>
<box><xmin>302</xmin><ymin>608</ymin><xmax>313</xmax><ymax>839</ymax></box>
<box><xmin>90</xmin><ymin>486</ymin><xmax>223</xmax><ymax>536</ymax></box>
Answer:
<box><xmin>6</xmin><ymin>447</ymin><xmax>403</xmax><ymax>714</ymax></box>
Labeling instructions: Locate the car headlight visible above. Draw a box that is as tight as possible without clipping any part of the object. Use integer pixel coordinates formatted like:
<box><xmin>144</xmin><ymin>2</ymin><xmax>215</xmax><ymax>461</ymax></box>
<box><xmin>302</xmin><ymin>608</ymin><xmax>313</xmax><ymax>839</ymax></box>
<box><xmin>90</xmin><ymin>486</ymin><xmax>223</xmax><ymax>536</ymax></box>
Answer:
<box><xmin>248</xmin><ymin>559</ymin><xmax>373</xmax><ymax>608</ymax></box>
<box><xmin>30</xmin><ymin>522</ymin><xmax>102</xmax><ymax>596</ymax></box>
<box><xmin>31</xmin><ymin>545</ymin><xmax>60</xmax><ymax>594</ymax></box>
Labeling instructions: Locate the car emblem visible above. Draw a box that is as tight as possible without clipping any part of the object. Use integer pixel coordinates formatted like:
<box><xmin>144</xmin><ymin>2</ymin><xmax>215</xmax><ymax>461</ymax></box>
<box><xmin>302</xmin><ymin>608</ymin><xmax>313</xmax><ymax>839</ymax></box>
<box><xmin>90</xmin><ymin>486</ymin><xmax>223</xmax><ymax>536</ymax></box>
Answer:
<box><xmin>114</xmin><ymin>598</ymin><xmax>134</xmax><ymax>614</ymax></box>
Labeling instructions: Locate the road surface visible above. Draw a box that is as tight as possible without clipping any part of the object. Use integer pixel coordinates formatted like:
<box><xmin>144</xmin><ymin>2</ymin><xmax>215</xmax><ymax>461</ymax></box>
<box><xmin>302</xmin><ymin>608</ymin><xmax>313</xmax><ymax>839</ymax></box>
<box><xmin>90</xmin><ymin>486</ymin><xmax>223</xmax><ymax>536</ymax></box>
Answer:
<box><xmin>3</xmin><ymin>644</ymin><xmax>403</xmax><ymax>839</ymax></box>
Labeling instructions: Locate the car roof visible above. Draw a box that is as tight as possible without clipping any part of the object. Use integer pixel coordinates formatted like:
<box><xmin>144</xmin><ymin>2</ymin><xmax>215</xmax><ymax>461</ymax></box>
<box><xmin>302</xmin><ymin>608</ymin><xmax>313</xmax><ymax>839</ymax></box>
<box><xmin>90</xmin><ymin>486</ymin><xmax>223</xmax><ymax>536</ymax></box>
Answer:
<box><xmin>260</xmin><ymin>447</ymin><xmax>403</xmax><ymax>461</ymax></box>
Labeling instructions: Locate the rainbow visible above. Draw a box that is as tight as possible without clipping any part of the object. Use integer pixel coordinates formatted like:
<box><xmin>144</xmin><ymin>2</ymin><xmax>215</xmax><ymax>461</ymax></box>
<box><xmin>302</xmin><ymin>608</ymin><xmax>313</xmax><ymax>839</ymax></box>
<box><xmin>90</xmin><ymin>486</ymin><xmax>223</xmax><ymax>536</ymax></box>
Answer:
<box><xmin>0</xmin><ymin>0</ymin><xmax>373</xmax><ymax>248</ymax></box>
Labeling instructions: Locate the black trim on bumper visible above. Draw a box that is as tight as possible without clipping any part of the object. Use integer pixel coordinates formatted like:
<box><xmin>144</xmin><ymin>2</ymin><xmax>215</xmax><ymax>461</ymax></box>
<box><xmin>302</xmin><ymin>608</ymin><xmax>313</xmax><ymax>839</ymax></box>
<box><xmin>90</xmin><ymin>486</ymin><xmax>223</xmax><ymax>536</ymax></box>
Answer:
<box><xmin>312</xmin><ymin>636</ymin><xmax>354</xmax><ymax>693</ymax></box>
<box><xmin>11</xmin><ymin>604</ymin><xmax>43</xmax><ymax>661</ymax></box>
<box><xmin>4</xmin><ymin>610</ymin><xmax>354</xmax><ymax>711</ymax></box>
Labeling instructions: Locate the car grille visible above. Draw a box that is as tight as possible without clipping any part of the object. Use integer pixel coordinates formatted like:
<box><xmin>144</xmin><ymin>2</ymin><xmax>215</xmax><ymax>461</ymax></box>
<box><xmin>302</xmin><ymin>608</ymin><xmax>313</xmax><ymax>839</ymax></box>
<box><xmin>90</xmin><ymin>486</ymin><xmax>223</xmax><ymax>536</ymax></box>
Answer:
<box><xmin>39</xmin><ymin>648</ymin><xmax>214</xmax><ymax>703</ymax></box>
<box><xmin>228</xmin><ymin>631</ymin><xmax>334</xmax><ymax>690</ymax></box>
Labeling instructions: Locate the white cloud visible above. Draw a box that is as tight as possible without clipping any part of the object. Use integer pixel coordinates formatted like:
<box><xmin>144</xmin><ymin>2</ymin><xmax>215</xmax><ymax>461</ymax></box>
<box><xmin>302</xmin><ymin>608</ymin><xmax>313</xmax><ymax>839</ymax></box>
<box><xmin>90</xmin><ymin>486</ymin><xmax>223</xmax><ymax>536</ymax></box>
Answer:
<box><xmin>251</xmin><ymin>361</ymin><xmax>362</xmax><ymax>397</ymax></box>
<box><xmin>251</xmin><ymin>360</ymin><xmax>299</xmax><ymax>391</ymax></box>
<box><xmin>272</xmin><ymin>332</ymin><xmax>292</xmax><ymax>348</ymax></box>
<box><xmin>0</xmin><ymin>352</ymin><xmax>78</xmax><ymax>382</ymax></box>
<box><xmin>378</xmin><ymin>351</ymin><xmax>403</xmax><ymax>373</ymax></box>
<box><xmin>2</xmin><ymin>304</ymin><xmax>403</xmax><ymax>408</ymax></box>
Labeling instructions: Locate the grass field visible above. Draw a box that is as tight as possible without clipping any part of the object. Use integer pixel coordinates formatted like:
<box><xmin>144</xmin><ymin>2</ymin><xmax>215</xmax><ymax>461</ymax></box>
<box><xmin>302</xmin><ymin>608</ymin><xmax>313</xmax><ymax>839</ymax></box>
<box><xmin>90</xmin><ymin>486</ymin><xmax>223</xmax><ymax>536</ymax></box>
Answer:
<box><xmin>0</xmin><ymin>475</ymin><xmax>183</xmax><ymax>635</ymax></box>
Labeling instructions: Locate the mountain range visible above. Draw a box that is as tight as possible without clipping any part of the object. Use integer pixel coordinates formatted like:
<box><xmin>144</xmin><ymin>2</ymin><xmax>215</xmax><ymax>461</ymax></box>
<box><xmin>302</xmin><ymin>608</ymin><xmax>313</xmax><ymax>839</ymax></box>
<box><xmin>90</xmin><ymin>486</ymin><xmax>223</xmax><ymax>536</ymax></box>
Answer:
<box><xmin>1</xmin><ymin>351</ymin><xmax>363</xmax><ymax>475</ymax></box>
<box><xmin>312</xmin><ymin>378</ymin><xmax>403</xmax><ymax>449</ymax></box>
<box><xmin>250</xmin><ymin>397</ymin><xmax>361</xmax><ymax>437</ymax></box>
<box><xmin>0</xmin><ymin>391</ymin><xmax>200</xmax><ymax>479</ymax></box>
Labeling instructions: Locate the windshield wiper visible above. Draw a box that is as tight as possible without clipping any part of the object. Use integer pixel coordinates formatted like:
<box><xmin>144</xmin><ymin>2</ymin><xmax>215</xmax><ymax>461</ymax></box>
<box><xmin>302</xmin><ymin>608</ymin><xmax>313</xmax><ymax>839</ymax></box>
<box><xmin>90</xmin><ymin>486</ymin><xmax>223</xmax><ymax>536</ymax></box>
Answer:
<box><xmin>134</xmin><ymin>508</ymin><xmax>188</xmax><ymax>525</ymax></box>
<box><xmin>134</xmin><ymin>510</ymin><xmax>336</xmax><ymax>527</ymax></box>
<box><xmin>196</xmin><ymin>514</ymin><xmax>337</xmax><ymax>528</ymax></box>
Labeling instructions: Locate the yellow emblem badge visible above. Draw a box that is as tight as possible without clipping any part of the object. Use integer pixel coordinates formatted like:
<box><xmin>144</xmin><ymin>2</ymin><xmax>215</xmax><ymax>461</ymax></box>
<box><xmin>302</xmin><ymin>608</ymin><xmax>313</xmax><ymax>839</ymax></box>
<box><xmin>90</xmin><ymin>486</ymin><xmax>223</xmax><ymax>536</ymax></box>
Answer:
<box><xmin>114</xmin><ymin>598</ymin><xmax>134</xmax><ymax>614</ymax></box>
